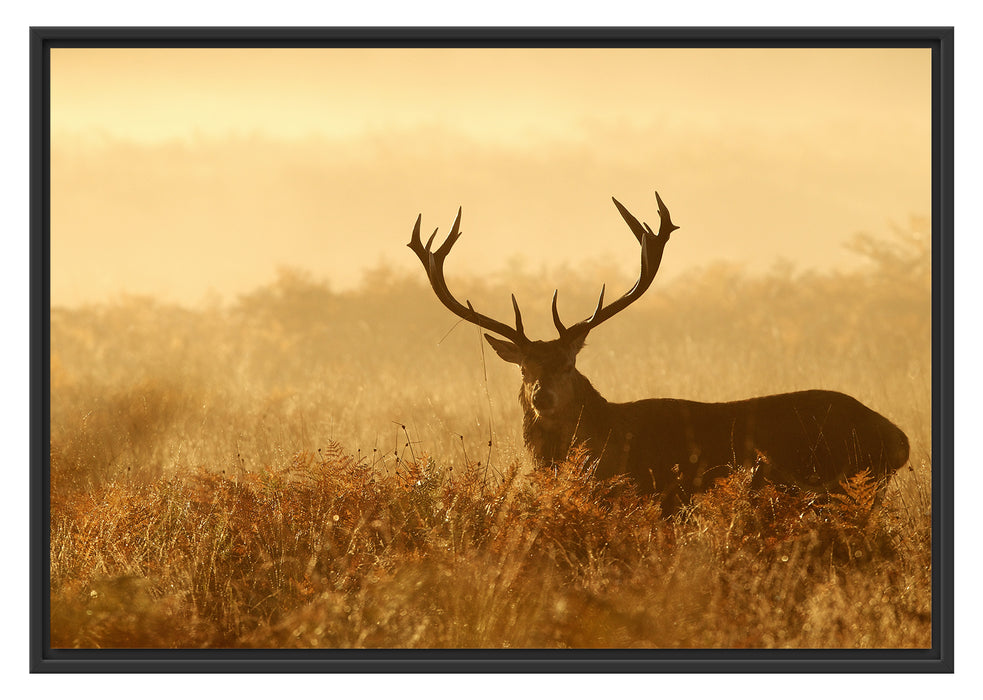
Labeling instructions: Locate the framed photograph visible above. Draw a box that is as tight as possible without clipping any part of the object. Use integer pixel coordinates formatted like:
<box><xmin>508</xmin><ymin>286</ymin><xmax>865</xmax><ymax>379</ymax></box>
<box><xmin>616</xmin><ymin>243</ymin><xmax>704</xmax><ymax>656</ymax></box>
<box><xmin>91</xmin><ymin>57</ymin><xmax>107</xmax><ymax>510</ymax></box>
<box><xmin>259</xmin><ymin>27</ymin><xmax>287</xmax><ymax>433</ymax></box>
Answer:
<box><xmin>31</xmin><ymin>27</ymin><xmax>953</xmax><ymax>672</ymax></box>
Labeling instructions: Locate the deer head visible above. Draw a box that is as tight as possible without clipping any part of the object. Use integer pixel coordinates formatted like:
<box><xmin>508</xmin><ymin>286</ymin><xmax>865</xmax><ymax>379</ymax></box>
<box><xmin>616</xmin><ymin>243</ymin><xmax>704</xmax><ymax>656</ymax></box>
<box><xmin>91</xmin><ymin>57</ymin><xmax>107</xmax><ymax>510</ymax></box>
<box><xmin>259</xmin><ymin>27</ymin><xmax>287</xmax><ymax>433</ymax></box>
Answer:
<box><xmin>408</xmin><ymin>192</ymin><xmax>679</xmax><ymax>428</ymax></box>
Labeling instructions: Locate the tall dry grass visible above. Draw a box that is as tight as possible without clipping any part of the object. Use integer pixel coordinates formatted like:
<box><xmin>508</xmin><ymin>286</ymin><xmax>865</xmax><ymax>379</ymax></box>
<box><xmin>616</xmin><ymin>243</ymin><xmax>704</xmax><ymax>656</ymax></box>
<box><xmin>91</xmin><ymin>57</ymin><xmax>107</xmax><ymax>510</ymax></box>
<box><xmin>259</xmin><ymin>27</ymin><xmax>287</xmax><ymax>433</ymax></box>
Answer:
<box><xmin>48</xmin><ymin>221</ymin><xmax>931</xmax><ymax>648</ymax></box>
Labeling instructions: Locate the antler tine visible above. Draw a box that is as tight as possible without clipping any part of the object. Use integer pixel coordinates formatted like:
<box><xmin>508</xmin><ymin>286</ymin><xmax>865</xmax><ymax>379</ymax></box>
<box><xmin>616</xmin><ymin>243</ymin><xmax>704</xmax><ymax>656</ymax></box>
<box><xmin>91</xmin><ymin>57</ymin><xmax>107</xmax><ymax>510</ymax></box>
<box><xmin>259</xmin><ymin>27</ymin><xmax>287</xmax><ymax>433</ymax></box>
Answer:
<box><xmin>465</xmin><ymin>294</ymin><xmax>525</xmax><ymax>337</ymax></box>
<box><xmin>553</xmin><ymin>284</ymin><xmax>609</xmax><ymax>336</ymax></box>
<box><xmin>511</xmin><ymin>294</ymin><xmax>525</xmax><ymax>338</ymax></box>
<box><xmin>584</xmin><ymin>284</ymin><xmax>606</xmax><ymax>326</ymax></box>
<box><xmin>654</xmin><ymin>191</ymin><xmax>680</xmax><ymax>237</ymax></box>
<box><xmin>410</xmin><ymin>214</ymin><xmax>423</xmax><ymax>250</ymax></box>
<box><xmin>408</xmin><ymin>209</ymin><xmax>530</xmax><ymax>345</ymax></box>
<box><xmin>554</xmin><ymin>191</ymin><xmax>678</xmax><ymax>339</ymax></box>
<box><xmin>611</xmin><ymin>197</ymin><xmax>647</xmax><ymax>244</ymax></box>
<box><xmin>425</xmin><ymin>228</ymin><xmax>439</xmax><ymax>251</ymax></box>
<box><xmin>551</xmin><ymin>289</ymin><xmax>566</xmax><ymax>335</ymax></box>
<box><xmin>433</xmin><ymin>207</ymin><xmax>463</xmax><ymax>261</ymax></box>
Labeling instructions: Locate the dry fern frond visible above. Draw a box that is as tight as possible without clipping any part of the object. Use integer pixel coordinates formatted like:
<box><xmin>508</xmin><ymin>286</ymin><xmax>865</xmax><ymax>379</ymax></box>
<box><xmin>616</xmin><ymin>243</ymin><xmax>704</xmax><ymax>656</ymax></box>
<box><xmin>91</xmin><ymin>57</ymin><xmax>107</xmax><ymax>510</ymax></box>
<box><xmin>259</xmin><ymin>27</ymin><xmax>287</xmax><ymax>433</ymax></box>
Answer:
<box><xmin>830</xmin><ymin>468</ymin><xmax>880</xmax><ymax>523</ymax></box>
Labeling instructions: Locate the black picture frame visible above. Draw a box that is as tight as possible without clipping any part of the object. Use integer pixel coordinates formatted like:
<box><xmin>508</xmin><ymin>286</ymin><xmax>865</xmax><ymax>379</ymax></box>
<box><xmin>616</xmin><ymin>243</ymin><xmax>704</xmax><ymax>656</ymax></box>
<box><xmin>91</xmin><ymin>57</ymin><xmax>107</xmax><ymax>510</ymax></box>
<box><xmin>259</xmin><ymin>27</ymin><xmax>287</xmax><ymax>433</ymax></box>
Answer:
<box><xmin>30</xmin><ymin>26</ymin><xmax>954</xmax><ymax>673</ymax></box>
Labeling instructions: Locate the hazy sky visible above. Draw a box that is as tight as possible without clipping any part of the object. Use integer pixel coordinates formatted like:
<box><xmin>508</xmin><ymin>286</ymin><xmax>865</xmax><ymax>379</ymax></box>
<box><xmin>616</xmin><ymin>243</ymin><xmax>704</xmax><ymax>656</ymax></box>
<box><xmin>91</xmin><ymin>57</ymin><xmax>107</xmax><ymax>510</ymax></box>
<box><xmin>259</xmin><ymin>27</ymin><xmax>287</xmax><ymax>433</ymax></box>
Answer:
<box><xmin>50</xmin><ymin>47</ymin><xmax>931</xmax><ymax>307</ymax></box>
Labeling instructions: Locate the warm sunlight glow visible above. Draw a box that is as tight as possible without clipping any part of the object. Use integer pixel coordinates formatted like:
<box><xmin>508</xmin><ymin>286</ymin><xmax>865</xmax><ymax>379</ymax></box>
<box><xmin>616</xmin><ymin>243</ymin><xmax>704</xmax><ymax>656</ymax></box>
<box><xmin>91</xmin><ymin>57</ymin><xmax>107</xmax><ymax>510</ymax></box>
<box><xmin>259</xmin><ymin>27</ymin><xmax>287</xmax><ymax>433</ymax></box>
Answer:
<box><xmin>50</xmin><ymin>47</ymin><xmax>931</xmax><ymax>307</ymax></box>
<box><xmin>48</xmin><ymin>45</ymin><xmax>935</xmax><ymax>652</ymax></box>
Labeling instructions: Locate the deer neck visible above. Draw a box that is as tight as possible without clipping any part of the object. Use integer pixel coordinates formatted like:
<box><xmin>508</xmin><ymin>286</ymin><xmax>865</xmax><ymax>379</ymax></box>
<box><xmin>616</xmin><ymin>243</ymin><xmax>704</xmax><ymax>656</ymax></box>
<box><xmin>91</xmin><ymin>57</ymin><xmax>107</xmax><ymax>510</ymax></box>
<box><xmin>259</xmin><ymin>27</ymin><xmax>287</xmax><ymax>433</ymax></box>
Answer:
<box><xmin>520</xmin><ymin>371</ymin><xmax>609</xmax><ymax>466</ymax></box>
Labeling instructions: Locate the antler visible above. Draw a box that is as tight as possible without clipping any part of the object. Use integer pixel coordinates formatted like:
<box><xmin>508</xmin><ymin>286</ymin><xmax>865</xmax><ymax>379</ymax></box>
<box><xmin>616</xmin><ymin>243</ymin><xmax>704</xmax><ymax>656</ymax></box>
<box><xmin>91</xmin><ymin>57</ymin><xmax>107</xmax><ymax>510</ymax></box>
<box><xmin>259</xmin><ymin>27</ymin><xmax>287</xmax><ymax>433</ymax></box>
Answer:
<box><xmin>408</xmin><ymin>207</ymin><xmax>530</xmax><ymax>345</ymax></box>
<box><xmin>552</xmin><ymin>191</ymin><xmax>679</xmax><ymax>338</ymax></box>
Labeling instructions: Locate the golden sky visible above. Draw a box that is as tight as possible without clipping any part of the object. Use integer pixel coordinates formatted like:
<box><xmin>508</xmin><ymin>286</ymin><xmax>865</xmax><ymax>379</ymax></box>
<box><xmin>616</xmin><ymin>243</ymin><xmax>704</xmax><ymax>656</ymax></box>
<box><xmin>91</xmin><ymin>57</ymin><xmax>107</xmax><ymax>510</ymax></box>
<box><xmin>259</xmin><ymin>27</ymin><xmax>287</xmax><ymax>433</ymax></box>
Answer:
<box><xmin>50</xmin><ymin>47</ymin><xmax>931</xmax><ymax>306</ymax></box>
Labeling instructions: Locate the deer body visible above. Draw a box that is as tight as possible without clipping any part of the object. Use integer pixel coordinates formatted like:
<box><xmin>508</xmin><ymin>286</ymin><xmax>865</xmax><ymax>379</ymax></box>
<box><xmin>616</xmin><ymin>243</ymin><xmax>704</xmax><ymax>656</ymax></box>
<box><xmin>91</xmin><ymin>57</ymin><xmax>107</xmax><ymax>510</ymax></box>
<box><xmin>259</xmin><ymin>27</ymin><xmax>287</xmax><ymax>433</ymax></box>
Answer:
<box><xmin>518</xmin><ymin>371</ymin><xmax>908</xmax><ymax>508</ymax></box>
<box><xmin>409</xmin><ymin>192</ymin><xmax>909</xmax><ymax>508</ymax></box>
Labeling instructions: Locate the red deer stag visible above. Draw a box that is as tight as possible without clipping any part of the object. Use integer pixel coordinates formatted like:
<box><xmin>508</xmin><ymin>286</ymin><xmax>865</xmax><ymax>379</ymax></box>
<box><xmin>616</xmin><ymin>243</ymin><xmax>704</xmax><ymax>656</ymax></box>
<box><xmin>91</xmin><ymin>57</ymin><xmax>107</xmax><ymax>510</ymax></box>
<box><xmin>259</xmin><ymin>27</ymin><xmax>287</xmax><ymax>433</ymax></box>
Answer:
<box><xmin>408</xmin><ymin>192</ymin><xmax>909</xmax><ymax>511</ymax></box>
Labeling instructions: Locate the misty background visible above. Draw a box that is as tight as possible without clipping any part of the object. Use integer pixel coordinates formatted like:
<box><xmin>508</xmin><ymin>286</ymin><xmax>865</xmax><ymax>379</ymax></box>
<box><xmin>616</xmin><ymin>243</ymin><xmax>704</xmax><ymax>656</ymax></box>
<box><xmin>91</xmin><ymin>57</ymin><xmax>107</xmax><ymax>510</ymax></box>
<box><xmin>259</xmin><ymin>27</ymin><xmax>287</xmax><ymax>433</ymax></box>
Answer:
<box><xmin>50</xmin><ymin>48</ymin><xmax>930</xmax><ymax>310</ymax></box>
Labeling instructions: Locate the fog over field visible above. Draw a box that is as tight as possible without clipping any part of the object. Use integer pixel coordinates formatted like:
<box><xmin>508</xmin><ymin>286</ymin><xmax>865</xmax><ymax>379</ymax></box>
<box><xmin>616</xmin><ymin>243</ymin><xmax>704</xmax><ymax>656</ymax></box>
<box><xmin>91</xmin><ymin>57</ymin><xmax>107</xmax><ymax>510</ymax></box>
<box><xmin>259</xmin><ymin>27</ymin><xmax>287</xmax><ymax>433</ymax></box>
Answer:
<box><xmin>50</xmin><ymin>47</ymin><xmax>930</xmax><ymax>307</ymax></box>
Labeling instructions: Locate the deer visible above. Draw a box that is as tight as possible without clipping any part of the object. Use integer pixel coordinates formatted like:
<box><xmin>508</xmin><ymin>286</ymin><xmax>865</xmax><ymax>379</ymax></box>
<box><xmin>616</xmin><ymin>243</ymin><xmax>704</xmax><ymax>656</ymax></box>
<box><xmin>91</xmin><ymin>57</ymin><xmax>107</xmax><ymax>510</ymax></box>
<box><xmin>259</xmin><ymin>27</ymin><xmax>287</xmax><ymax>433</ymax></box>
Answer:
<box><xmin>408</xmin><ymin>192</ymin><xmax>910</xmax><ymax>512</ymax></box>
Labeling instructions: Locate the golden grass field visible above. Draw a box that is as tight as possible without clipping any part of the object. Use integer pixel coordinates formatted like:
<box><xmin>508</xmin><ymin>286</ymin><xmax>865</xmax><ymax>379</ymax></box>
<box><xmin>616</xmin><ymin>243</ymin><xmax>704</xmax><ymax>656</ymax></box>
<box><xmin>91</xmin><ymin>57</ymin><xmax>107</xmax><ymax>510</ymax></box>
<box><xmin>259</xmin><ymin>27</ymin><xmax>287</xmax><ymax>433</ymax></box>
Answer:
<box><xmin>49</xmin><ymin>223</ymin><xmax>932</xmax><ymax>649</ymax></box>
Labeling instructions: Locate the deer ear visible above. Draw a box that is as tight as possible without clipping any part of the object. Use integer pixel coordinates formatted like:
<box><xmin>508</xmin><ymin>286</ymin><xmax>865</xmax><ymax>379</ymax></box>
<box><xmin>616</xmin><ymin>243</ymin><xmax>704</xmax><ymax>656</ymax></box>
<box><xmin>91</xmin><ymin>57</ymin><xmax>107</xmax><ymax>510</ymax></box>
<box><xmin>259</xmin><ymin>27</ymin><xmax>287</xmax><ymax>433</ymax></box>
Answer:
<box><xmin>484</xmin><ymin>334</ymin><xmax>525</xmax><ymax>365</ymax></box>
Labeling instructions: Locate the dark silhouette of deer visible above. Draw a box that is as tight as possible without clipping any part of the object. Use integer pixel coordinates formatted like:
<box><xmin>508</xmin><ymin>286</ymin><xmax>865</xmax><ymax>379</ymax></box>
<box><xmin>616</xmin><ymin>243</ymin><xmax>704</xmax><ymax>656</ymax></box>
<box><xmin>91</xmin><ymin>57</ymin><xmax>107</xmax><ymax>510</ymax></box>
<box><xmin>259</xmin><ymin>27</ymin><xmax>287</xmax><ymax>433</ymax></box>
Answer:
<box><xmin>408</xmin><ymin>192</ymin><xmax>909</xmax><ymax>511</ymax></box>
